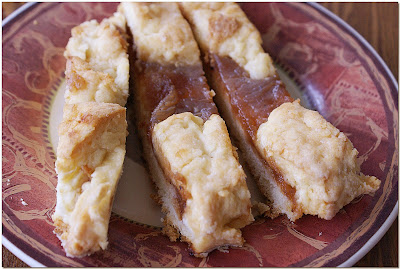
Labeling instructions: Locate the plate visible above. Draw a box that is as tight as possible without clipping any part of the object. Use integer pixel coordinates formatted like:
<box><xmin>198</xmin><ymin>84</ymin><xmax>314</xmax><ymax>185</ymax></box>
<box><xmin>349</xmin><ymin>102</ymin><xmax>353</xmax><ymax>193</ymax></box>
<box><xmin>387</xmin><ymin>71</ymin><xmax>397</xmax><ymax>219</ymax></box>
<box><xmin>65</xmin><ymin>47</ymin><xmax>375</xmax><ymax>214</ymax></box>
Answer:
<box><xmin>2</xmin><ymin>2</ymin><xmax>398</xmax><ymax>267</ymax></box>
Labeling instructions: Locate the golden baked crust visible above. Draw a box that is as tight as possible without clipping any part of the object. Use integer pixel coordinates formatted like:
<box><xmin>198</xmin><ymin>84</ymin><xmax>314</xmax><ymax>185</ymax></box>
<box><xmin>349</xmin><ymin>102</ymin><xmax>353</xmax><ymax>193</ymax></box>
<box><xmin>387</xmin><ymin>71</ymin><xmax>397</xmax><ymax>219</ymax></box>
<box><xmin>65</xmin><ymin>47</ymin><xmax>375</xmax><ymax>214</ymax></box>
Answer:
<box><xmin>256</xmin><ymin>100</ymin><xmax>381</xmax><ymax>220</ymax></box>
<box><xmin>121</xmin><ymin>2</ymin><xmax>253</xmax><ymax>256</ymax></box>
<box><xmin>119</xmin><ymin>2</ymin><xmax>200</xmax><ymax>66</ymax></box>
<box><xmin>64</xmin><ymin>12</ymin><xmax>129</xmax><ymax>106</ymax></box>
<box><xmin>179</xmin><ymin>2</ymin><xmax>275</xmax><ymax>79</ymax></box>
<box><xmin>152</xmin><ymin>113</ymin><xmax>253</xmax><ymax>254</ymax></box>
<box><xmin>53</xmin><ymin>102</ymin><xmax>127</xmax><ymax>257</ymax></box>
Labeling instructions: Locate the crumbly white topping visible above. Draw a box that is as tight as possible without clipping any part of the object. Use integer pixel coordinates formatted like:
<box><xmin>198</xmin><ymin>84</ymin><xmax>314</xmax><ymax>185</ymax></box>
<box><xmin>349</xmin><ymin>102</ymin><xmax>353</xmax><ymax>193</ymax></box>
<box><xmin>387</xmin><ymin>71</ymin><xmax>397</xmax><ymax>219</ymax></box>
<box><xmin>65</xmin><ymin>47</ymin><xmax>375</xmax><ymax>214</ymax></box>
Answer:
<box><xmin>64</xmin><ymin>12</ymin><xmax>129</xmax><ymax>106</ymax></box>
<box><xmin>120</xmin><ymin>2</ymin><xmax>200</xmax><ymax>66</ymax></box>
<box><xmin>180</xmin><ymin>2</ymin><xmax>275</xmax><ymax>79</ymax></box>
<box><xmin>53</xmin><ymin>102</ymin><xmax>127</xmax><ymax>257</ymax></box>
<box><xmin>256</xmin><ymin>100</ymin><xmax>380</xmax><ymax>220</ymax></box>
<box><xmin>152</xmin><ymin>112</ymin><xmax>253</xmax><ymax>253</ymax></box>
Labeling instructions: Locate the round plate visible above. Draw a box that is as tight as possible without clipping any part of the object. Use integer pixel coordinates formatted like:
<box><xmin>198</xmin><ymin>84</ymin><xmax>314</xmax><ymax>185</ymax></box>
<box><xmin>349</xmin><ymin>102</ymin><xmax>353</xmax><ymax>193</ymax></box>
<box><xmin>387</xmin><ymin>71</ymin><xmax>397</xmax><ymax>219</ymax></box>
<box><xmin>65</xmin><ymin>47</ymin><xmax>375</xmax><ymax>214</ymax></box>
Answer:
<box><xmin>2</xmin><ymin>2</ymin><xmax>398</xmax><ymax>267</ymax></box>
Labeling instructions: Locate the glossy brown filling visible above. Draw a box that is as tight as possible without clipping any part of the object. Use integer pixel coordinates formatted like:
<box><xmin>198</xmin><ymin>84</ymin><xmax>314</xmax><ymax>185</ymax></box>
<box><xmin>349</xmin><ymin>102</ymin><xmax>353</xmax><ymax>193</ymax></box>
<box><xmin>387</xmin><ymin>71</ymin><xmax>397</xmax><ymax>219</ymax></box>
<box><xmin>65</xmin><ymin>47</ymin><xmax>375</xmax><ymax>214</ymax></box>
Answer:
<box><xmin>209</xmin><ymin>54</ymin><xmax>293</xmax><ymax>140</ymax></box>
<box><xmin>134</xmin><ymin>60</ymin><xmax>218</xmax><ymax>140</ymax></box>
<box><xmin>133</xmin><ymin>59</ymin><xmax>218</xmax><ymax>217</ymax></box>
<box><xmin>207</xmin><ymin>53</ymin><xmax>298</xmax><ymax>207</ymax></box>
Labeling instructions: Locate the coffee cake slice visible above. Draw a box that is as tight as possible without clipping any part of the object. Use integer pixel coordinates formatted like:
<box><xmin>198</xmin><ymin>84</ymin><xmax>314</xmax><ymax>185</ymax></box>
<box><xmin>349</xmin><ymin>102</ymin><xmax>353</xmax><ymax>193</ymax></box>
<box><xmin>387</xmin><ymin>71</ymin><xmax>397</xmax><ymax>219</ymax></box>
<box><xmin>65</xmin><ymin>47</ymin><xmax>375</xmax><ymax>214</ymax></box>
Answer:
<box><xmin>53</xmin><ymin>10</ymin><xmax>129</xmax><ymax>257</ymax></box>
<box><xmin>53</xmin><ymin>102</ymin><xmax>127</xmax><ymax>257</ymax></box>
<box><xmin>120</xmin><ymin>2</ymin><xmax>253</xmax><ymax>256</ymax></box>
<box><xmin>180</xmin><ymin>2</ymin><xmax>380</xmax><ymax>221</ymax></box>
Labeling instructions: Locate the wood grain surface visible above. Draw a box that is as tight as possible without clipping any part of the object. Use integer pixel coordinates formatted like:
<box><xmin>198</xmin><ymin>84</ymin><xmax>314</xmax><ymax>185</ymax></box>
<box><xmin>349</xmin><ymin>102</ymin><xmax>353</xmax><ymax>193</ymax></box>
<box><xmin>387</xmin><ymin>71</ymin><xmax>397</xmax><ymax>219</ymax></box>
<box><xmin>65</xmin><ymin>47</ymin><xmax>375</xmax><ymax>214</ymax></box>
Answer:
<box><xmin>2</xmin><ymin>2</ymin><xmax>398</xmax><ymax>268</ymax></box>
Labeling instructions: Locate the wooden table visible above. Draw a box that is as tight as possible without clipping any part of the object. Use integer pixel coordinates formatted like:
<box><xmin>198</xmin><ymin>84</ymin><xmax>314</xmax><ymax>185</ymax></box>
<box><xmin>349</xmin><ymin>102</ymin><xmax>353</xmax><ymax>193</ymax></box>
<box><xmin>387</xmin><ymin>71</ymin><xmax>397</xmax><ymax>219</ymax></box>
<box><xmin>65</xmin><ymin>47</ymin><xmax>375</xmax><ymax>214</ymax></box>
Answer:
<box><xmin>2</xmin><ymin>2</ymin><xmax>398</xmax><ymax>267</ymax></box>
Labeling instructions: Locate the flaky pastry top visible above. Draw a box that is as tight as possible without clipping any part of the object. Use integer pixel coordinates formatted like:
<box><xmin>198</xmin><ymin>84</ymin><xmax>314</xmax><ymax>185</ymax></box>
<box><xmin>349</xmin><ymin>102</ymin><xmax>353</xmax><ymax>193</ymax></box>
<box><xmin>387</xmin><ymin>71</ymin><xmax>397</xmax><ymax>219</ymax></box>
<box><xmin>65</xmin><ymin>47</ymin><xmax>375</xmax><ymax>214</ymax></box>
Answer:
<box><xmin>256</xmin><ymin>100</ymin><xmax>380</xmax><ymax>220</ymax></box>
<box><xmin>120</xmin><ymin>2</ymin><xmax>201</xmax><ymax>66</ymax></box>
<box><xmin>64</xmin><ymin>12</ymin><xmax>129</xmax><ymax>106</ymax></box>
<box><xmin>179</xmin><ymin>2</ymin><xmax>275</xmax><ymax>79</ymax></box>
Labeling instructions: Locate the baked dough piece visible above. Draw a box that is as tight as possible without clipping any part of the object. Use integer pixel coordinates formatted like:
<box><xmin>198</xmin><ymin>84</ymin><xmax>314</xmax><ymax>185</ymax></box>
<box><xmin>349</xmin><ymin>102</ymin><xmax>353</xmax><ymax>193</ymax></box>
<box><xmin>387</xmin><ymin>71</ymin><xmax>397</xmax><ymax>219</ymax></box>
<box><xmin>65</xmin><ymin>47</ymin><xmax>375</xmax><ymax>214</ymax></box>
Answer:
<box><xmin>153</xmin><ymin>112</ymin><xmax>253</xmax><ymax>255</ymax></box>
<box><xmin>64</xmin><ymin>11</ymin><xmax>129</xmax><ymax>106</ymax></box>
<box><xmin>53</xmin><ymin>9</ymin><xmax>129</xmax><ymax>257</ymax></box>
<box><xmin>257</xmin><ymin>100</ymin><xmax>380</xmax><ymax>220</ymax></box>
<box><xmin>120</xmin><ymin>2</ymin><xmax>253</xmax><ymax>256</ymax></box>
<box><xmin>179</xmin><ymin>2</ymin><xmax>274</xmax><ymax>80</ymax></box>
<box><xmin>53</xmin><ymin>102</ymin><xmax>127</xmax><ymax>257</ymax></box>
<box><xmin>180</xmin><ymin>2</ymin><xmax>380</xmax><ymax>221</ymax></box>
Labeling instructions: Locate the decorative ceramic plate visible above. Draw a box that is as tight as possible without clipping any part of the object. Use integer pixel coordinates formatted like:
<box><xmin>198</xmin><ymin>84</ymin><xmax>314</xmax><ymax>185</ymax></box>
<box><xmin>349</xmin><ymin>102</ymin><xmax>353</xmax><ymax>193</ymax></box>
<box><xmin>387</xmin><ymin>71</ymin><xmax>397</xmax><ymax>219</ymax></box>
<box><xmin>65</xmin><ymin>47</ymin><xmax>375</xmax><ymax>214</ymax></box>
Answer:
<box><xmin>2</xmin><ymin>2</ymin><xmax>398</xmax><ymax>267</ymax></box>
